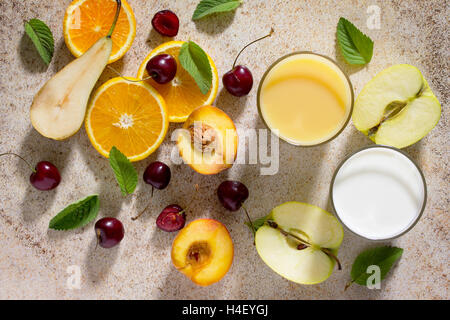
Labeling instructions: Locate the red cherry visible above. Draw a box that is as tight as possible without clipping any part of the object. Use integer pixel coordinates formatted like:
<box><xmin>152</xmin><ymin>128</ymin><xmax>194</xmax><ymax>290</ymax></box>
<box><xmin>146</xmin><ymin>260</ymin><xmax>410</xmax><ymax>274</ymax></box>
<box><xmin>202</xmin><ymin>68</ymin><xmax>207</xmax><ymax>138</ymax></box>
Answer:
<box><xmin>223</xmin><ymin>28</ymin><xmax>274</xmax><ymax>97</ymax></box>
<box><xmin>146</xmin><ymin>54</ymin><xmax>177</xmax><ymax>84</ymax></box>
<box><xmin>223</xmin><ymin>65</ymin><xmax>253</xmax><ymax>97</ymax></box>
<box><xmin>217</xmin><ymin>180</ymin><xmax>249</xmax><ymax>211</ymax></box>
<box><xmin>30</xmin><ymin>161</ymin><xmax>61</xmax><ymax>191</ymax></box>
<box><xmin>143</xmin><ymin>161</ymin><xmax>171</xmax><ymax>190</ymax></box>
<box><xmin>132</xmin><ymin>161</ymin><xmax>172</xmax><ymax>221</ymax></box>
<box><xmin>156</xmin><ymin>204</ymin><xmax>186</xmax><ymax>232</ymax></box>
<box><xmin>152</xmin><ymin>10</ymin><xmax>179</xmax><ymax>37</ymax></box>
<box><xmin>95</xmin><ymin>217</ymin><xmax>124</xmax><ymax>249</ymax></box>
<box><xmin>0</xmin><ymin>153</ymin><xmax>61</xmax><ymax>191</ymax></box>
<box><xmin>217</xmin><ymin>180</ymin><xmax>256</xmax><ymax>237</ymax></box>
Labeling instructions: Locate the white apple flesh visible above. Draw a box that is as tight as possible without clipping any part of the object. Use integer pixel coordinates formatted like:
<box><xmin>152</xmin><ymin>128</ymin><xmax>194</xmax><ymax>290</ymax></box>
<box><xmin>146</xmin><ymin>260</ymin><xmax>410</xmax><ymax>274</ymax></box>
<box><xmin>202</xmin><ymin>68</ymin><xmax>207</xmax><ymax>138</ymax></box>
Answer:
<box><xmin>353</xmin><ymin>64</ymin><xmax>441</xmax><ymax>148</ymax></box>
<box><xmin>255</xmin><ymin>202</ymin><xmax>344</xmax><ymax>285</ymax></box>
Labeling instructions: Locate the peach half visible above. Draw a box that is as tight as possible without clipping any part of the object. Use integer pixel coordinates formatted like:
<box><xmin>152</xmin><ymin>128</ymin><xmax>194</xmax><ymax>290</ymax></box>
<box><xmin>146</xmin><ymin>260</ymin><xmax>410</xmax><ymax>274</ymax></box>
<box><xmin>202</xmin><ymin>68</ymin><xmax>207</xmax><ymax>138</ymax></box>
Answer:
<box><xmin>177</xmin><ymin>106</ymin><xmax>238</xmax><ymax>175</ymax></box>
<box><xmin>171</xmin><ymin>219</ymin><xmax>234</xmax><ymax>286</ymax></box>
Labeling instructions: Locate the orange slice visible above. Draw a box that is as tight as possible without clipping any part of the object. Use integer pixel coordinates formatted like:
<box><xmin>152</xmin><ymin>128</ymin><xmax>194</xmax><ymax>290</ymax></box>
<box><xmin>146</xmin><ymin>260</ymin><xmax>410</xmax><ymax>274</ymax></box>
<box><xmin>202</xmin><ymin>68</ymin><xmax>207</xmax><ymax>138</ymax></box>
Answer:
<box><xmin>85</xmin><ymin>77</ymin><xmax>169</xmax><ymax>162</ymax></box>
<box><xmin>137</xmin><ymin>41</ymin><xmax>219</xmax><ymax>122</ymax></box>
<box><xmin>63</xmin><ymin>0</ymin><xmax>136</xmax><ymax>64</ymax></box>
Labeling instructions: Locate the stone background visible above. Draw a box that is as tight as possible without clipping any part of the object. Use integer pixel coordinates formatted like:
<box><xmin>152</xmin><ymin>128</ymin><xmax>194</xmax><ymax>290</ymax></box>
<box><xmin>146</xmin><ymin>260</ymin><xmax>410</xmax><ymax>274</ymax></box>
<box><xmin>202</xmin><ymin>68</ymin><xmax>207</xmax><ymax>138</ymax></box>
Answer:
<box><xmin>0</xmin><ymin>0</ymin><xmax>448</xmax><ymax>299</ymax></box>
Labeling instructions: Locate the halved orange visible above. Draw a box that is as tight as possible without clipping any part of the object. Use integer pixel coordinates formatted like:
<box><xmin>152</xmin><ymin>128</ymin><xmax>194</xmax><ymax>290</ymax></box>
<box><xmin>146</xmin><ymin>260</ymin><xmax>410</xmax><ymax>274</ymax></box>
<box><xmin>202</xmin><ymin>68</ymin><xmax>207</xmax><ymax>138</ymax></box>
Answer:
<box><xmin>85</xmin><ymin>77</ymin><xmax>169</xmax><ymax>162</ymax></box>
<box><xmin>137</xmin><ymin>41</ymin><xmax>219</xmax><ymax>122</ymax></box>
<box><xmin>63</xmin><ymin>0</ymin><xmax>136</xmax><ymax>64</ymax></box>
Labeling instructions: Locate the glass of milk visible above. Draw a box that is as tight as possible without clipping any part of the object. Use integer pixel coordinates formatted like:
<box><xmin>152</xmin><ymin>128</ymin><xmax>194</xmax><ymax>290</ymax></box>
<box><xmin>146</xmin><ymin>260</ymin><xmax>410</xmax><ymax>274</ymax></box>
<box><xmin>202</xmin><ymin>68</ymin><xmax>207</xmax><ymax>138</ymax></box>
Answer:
<box><xmin>330</xmin><ymin>145</ymin><xmax>427</xmax><ymax>240</ymax></box>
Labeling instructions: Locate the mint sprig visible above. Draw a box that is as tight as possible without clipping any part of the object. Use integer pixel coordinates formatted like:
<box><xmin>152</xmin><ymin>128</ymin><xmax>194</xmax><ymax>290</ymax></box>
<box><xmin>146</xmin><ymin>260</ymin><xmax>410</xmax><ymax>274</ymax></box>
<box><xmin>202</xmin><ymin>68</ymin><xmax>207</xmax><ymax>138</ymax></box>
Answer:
<box><xmin>24</xmin><ymin>19</ymin><xmax>54</xmax><ymax>65</ymax></box>
<box><xmin>337</xmin><ymin>17</ymin><xmax>374</xmax><ymax>65</ymax></box>
<box><xmin>49</xmin><ymin>195</ymin><xmax>99</xmax><ymax>230</ymax></box>
<box><xmin>179</xmin><ymin>41</ymin><xmax>213</xmax><ymax>94</ymax></box>
<box><xmin>192</xmin><ymin>0</ymin><xmax>242</xmax><ymax>20</ymax></box>
<box><xmin>346</xmin><ymin>246</ymin><xmax>403</xmax><ymax>289</ymax></box>
<box><xmin>109</xmin><ymin>146</ymin><xmax>138</xmax><ymax>195</ymax></box>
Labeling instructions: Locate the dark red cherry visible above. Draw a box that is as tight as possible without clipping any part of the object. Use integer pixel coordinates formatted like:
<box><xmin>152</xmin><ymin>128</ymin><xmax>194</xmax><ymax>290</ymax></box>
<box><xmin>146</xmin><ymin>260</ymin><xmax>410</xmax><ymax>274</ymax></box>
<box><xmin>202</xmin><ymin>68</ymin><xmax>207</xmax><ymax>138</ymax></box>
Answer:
<box><xmin>152</xmin><ymin>10</ymin><xmax>179</xmax><ymax>37</ymax></box>
<box><xmin>146</xmin><ymin>54</ymin><xmax>177</xmax><ymax>84</ymax></box>
<box><xmin>217</xmin><ymin>180</ymin><xmax>249</xmax><ymax>212</ymax></box>
<box><xmin>223</xmin><ymin>66</ymin><xmax>253</xmax><ymax>97</ymax></box>
<box><xmin>223</xmin><ymin>29</ymin><xmax>274</xmax><ymax>97</ymax></box>
<box><xmin>143</xmin><ymin>161</ymin><xmax>171</xmax><ymax>190</ymax></box>
<box><xmin>30</xmin><ymin>161</ymin><xmax>61</xmax><ymax>191</ymax></box>
<box><xmin>156</xmin><ymin>204</ymin><xmax>186</xmax><ymax>232</ymax></box>
<box><xmin>0</xmin><ymin>153</ymin><xmax>61</xmax><ymax>191</ymax></box>
<box><xmin>95</xmin><ymin>217</ymin><xmax>124</xmax><ymax>249</ymax></box>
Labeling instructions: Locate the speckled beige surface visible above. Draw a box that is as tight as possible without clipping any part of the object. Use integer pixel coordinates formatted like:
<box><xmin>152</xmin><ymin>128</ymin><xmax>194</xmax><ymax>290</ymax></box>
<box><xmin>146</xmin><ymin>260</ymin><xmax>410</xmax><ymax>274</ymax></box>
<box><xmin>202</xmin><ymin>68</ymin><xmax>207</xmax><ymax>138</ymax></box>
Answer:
<box><xmin>0</xmin><ymin>0</ymin><xmax>448</xmax><ymax>300</ymax></box>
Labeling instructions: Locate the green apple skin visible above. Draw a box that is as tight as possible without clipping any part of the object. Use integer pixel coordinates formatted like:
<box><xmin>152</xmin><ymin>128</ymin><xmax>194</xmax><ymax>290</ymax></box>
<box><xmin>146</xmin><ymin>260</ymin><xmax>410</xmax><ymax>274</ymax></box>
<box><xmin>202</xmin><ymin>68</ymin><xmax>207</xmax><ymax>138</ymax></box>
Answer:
<box><xmin>352</xmin><ymin>64</ymin><xmax>441</xmax><ymax>149</ymax></box>
<box><xmin>255</xmin><ymin>202</ymin><xmax>344</xmax><ymax>285</ymax></box>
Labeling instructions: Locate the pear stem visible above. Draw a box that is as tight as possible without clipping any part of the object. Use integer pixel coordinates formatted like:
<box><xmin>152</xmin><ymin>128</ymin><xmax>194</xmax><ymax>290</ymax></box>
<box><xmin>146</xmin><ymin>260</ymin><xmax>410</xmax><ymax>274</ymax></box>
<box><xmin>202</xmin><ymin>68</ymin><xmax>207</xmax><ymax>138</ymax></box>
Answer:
<box><xmin>232</xmin><ymin>28</ymin><xmax>274</xmax><ymax>69</ymax></box>
<box><xmin>266</xmin><ymin>220</ymin><xmax>342</xmax><ymax>270</ymax></box>
<box><xmin>107</xmin><ymin>0</ymin><xmax>122</xmax><ymax>38</ymax></box>
<box><xmin>0</xmin><ymin>152</ymin><xmax>35</xmax><ymax>173</ymax></box>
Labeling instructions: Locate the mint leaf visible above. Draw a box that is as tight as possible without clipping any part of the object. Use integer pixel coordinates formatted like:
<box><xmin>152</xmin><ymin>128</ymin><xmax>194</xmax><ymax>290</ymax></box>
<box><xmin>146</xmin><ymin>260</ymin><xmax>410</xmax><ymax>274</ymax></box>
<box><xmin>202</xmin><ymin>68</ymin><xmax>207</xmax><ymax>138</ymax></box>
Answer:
<box><xmin>245</xmin><ymin>214</ymin><xmax>271</xmax><ymax>235</ymax></box>
<box><xmin>337</xmin><ymin>17</ymin><xmax>373</xmax><ymax>65</ymax></box>
<box><xmin>347</xmin><ymin>246</ymin><xmax>403</xmax><ymax>289</ymax></box>
<box><xmin>179</xmin><ymin>41</ymin><xmax>212</xmax><ymax>94</ymax></box>
<box><xmin>193</xmin><ymin>0</ymin><xmax>242</xmax><ymax>20</ymax></box>
<box><xmin>24</xmin><ymin>19</ymin><xmax>54</xmax><ymax>65</ymax></box>
<box><xmin>49</xmin><ymin>195</ymin><xmax>99</xmax><ymax>230</ymax></box>
<box><xmin>109</xmin><ymin>146</ymin><xmax>138</xmax><ymax>195</ymax></box>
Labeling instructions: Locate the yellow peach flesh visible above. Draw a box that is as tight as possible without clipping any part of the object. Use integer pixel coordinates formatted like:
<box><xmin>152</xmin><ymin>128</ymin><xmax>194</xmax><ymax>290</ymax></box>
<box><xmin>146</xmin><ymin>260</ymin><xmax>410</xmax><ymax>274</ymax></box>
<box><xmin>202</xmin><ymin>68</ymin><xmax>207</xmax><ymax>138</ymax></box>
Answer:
<box><xmin>177</xmin><ymin>106</ymin><xmax>238</xmax><ymax>175</ymax></box>
<box><xmin>171</xmin><ymin>219</ymin><xmax>234</xmax><ymax>286</ymax></box>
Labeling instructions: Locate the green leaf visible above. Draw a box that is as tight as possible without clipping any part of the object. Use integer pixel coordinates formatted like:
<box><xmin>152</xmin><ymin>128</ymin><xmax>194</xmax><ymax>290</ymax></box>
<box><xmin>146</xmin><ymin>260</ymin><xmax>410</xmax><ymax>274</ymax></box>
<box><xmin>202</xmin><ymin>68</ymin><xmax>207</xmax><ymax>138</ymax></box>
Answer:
<box><xmin>109</xmin><ymin>146</ymin><xmax>138</xmax><ymax>195</ymax></box>
<box><xmin>337</xmin><ymin>17</ymin><xmax>374</xmax><ymax>65</ymax></box>
<box><xmin>49</xmin><ymin>195</ymin><xmax>99</xmax><ymax>230</ymax></box>
<box><xmin>24</xmin><ymin>19</ymin><xmax>54</xmax><ymax>65</ymax></box>
<box><xmin>245</xmin><ymin>214</ymin><xmax>271</xmax><ymax>235</ymax></box>
<box><xmin>179</xmin><ymin>41</ymin><xmax>213</xmax><ymax>94</ymax></box>
<box><xmin>348</xmin><ymin>246</ymin><xmax>403</xmax><ymax>288</ymax></box>
<box><xmin>192</xmin><ymin>0</ymin><xmax>242</xmax><ymax>20</ymax></box>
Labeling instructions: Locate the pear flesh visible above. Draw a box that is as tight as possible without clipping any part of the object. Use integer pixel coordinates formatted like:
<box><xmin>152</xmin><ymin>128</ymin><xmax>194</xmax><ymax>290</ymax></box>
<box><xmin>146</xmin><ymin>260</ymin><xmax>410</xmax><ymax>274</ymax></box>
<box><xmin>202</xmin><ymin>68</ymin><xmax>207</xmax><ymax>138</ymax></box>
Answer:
<box><xmin>255</xmin><ymin>202</ymin><xmax>344</xmax><ymax>285</ymax></box>
<box><xmin>30</xmin><ymin>37</ymin><xmax>112</xmax><ymax>140</ymax></box>
<box><xmin>352</xmin><ymin>64</ymin><xmax>441</xmax><ymax>148</ymax></box>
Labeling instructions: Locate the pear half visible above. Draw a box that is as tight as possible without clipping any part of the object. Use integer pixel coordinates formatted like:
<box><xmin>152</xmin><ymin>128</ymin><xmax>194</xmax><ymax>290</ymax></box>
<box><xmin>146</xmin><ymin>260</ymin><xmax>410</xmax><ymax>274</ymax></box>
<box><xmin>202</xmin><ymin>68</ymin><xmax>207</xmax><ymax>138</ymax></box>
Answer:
<box><xmin>255</xmin><ymin>202</ymin><xmax>344</xmax><ymax>285</ymax></box>
<box><xmin>30</xmin><ymin>0</ymin><xmax>122</xmax><ymax>140</ymax></box>
<box><xmin>352</xmin><ymin>64</ymin><xmax>441</xmax><ymax>148</ymax></box>
<box><xmin>30</xmin><ymin>38</ymin><xmax>111</xmax><ymax>140</ymax></box>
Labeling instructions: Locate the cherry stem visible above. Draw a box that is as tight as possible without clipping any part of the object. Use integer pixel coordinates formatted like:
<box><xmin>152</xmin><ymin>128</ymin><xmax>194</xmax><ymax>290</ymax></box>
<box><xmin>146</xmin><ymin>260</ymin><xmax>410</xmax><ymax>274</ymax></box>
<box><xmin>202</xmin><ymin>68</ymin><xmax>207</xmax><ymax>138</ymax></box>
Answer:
<box><xmin>131</xmin><ymin>186</ymin><xmax>154</xmax><ymax>221</ymax></box>
<box><xmin>266</xmin><ymin>220</ymin><xmax>342</xmax><ymax>270</ymax></box>
<box><xmin>107</xmin><ymin>0</ymin><xmax>122</xmax><ymax>38</ymax></box>
<box><xmin>0</xmin><ymin>152</ymin><xmax>35</xmax><ymax>173</ymax></box>
<box><xmin>232</xmin><ymin>28</ymin><xmax>274</xmax><ymax>69</ymax></box>
<box><xmin>95</xmin><ymin>229</ymin><xmax>101</xmax><ymax>250</ymax></box>
<box><xmin>107</xmin><ymin>66</ymin><xmax>155</xmax><ymax>83</ymax></box>
<box><xmin>241</xmin><ymin>204</ymin><xmax>255</xmax><ymax>237</ymax></box>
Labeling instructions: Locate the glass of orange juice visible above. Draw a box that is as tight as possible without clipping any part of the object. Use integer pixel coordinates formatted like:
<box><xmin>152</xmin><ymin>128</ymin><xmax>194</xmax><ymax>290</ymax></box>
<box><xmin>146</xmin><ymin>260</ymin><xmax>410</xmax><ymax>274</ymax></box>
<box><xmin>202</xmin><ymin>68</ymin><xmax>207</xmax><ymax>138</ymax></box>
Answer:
<box><xmin>257</xmin><ymin>52</ymin><xmax>354</xmax><ymax>146</ymax></box>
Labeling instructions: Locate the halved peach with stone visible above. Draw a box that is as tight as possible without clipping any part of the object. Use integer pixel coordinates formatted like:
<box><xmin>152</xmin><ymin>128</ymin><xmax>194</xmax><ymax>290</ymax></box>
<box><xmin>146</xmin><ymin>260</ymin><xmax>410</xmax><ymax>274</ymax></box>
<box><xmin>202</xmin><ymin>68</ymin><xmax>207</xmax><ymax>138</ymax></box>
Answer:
<box><xmin>177</xmin><ymin>106</ymin><xmax>238</xmax><ymax>175</ymax></box>
<box><xmin>171</xmin><ymin>219</ymin><xmax>234</xmax><ymax>286</ymax></box>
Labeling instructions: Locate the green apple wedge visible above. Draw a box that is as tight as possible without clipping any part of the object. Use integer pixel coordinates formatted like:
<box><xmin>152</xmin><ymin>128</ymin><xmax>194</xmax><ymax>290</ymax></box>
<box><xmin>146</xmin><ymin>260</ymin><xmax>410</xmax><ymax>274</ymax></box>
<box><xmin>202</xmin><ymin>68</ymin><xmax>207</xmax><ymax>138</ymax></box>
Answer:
<box><xmin>352</xmin><ymin>64</ymin><xmax>441</xmax><ymax>148</ymax></box>
<box><xmin>255</xmin><ymin>202</ymin><xmax>344</xmax><ymax>285</ymax></box>
<box><xmin>30</xmin><ymin>0</ymin><xmax>122</xmax><ymax>140</ymax></box>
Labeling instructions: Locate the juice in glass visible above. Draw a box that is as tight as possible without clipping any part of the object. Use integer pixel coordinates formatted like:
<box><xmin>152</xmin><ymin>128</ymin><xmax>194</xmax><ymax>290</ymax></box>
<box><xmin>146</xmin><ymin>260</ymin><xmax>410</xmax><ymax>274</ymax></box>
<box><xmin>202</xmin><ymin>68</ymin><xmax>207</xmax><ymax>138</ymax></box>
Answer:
<box><xmin>258</xmin><ymin>52</ymin><xmax>353</xmax><ymax>146</ymax></box>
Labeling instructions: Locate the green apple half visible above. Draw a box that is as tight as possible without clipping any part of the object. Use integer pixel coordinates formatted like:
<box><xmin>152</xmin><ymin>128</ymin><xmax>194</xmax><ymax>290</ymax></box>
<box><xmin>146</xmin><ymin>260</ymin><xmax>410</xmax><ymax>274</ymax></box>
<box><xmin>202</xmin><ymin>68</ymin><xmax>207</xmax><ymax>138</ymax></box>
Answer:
<box><xmin>352</xmin><ymin>64</ymin><xmax>441</xmax><ymax>148</ymax></box>
<box><xmin>255</xmin><ymin>202</ymin><xmax>344</xmax><ymax>285</ymax></box>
